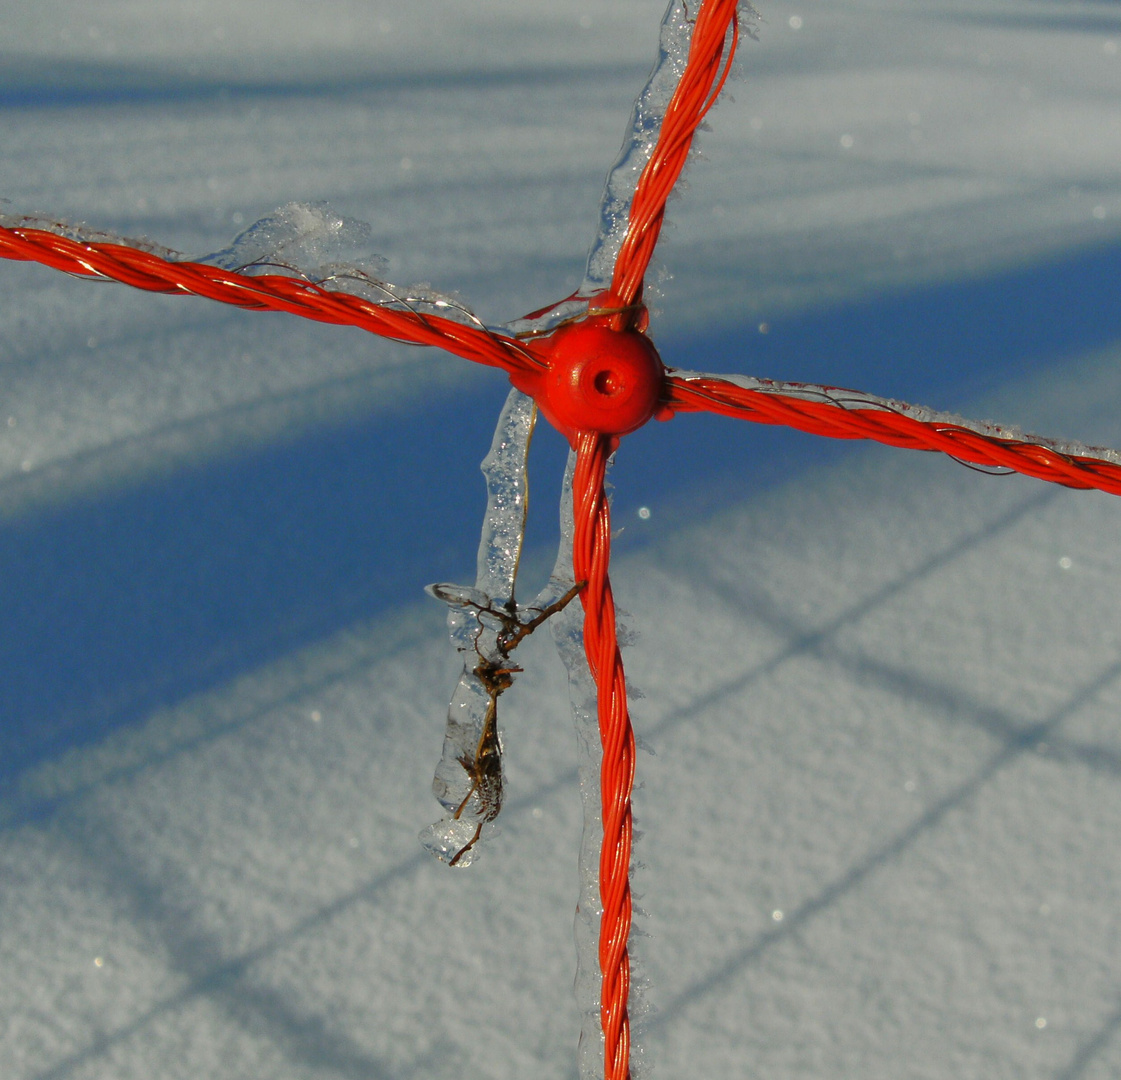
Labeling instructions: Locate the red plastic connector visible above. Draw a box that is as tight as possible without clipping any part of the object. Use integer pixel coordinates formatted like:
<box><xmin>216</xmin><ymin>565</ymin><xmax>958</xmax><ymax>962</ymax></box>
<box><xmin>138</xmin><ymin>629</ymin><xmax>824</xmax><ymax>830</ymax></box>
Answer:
<box><xmin>515</xmin><ymin>316</ymin><xmax>666</xmax><ymax>445</ymax></box>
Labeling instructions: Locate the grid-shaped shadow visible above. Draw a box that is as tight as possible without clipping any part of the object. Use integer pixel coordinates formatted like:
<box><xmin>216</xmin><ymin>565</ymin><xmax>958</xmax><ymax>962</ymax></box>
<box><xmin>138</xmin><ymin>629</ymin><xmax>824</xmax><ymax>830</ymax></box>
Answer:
<box><xmin>23</xmin><ymin>468</ymin><xmax>1121</xmax><ymax>1078</ymax></box>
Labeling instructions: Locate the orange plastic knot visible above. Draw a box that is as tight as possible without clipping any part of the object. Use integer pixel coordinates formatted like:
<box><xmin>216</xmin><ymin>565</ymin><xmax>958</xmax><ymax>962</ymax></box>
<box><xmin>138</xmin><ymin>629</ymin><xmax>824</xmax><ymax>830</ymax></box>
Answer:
<box><xmin>515</xmin><ymin>317</ymin><xmax>666</xmax><ymax>444</ymax></box>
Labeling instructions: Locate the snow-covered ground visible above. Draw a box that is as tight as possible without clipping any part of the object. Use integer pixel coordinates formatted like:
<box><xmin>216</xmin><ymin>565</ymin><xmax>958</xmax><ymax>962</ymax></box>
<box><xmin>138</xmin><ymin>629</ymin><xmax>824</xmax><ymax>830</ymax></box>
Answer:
<box><xmin>2</xmin><ymin>2</ymin><xmax>1121</xmax><ymax>1078</ymax></box>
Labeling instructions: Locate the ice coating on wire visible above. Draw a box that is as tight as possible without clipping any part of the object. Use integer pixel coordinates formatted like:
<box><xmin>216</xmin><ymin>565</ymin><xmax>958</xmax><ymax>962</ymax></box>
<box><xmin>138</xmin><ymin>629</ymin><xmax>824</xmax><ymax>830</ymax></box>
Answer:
<box><xmin>547</xmin><ymin>450</ymin><xmax>612</xmax><ymax>1080</ymax></box>
<box><xmin>583</xmin><ymin>0</ymin><xmax>757</xmax><ymax>301</ymax></box>
<box><xmin>202</xmin><ymin>202</ymin><xmax>386</xmax><ymax>277</ymax></box>
<box><xmin>2</xmin><ymin>202</ymin><xmax>490</xmax><ymax>331</ymax></box>
<box><xmin>669</xmin><ymin>370</ymin><xmax>1121</xmax><ymax>467</ymax></box>
<box><xmin>0</xmin><ymin>210</ymin><xmax>180</xmax><ymax>261</ymax></box>
<box><xmin>582</xmin><ymin>0</ymin><xmax>698</xmax><ymax>294</ymax></box>
<box><xmin>0</xmin><ymin>204</ymin><xmax>379</xmax><ymax>277</ymax></box>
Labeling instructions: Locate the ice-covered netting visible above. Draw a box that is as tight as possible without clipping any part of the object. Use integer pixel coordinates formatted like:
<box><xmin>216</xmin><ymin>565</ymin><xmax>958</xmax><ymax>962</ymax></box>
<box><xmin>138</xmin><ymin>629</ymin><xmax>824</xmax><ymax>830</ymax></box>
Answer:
<box><xmin>583</xmin><ymin>0</ymin><xmax>757</xmax><ymax>306</ymax></box>
<box><xmin>0</xmin><ymin>205</ymin><xmax>543</xmax><ymax>381</ymax></box>
<box><xmin>664</xmin><ymin>370</ymin><xmax>1121</xmax><ymax>495</ymax></box>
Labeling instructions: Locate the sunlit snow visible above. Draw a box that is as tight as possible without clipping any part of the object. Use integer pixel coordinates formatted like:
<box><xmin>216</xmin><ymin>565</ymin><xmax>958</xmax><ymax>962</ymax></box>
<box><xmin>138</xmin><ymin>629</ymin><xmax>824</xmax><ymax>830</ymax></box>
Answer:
<box><xmin>2</xmin><ymin>2</ymin><xmax>1121</xmax><ymax>1079</ymax></box>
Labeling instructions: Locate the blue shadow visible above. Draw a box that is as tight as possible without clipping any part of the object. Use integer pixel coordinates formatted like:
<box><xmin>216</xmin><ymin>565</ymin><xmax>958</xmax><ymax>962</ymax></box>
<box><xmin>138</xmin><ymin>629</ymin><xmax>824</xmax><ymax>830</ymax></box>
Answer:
<box><xmin>0</xmin><ymin>58</ymin><xmax>643</xmax><ymax>110</ymax></box>
<box><xmin>0</xmin><ymin>382</ymin><xmax>508</xmax><ymax>785</ymax></box>
<box><xmin>2</xmin><ymin>238</ymin><xmax>1120</xmax><ymax>786</ymax></box>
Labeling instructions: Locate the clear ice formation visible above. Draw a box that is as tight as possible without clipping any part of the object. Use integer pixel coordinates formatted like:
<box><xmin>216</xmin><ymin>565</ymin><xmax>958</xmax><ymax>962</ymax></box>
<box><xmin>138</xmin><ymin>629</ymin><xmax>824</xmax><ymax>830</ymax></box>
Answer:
<box><xmin>581</xmin><ymin>0</ymin><xmax>757</xmax><ymax>298</ymax></box>
<box><xmin>202</xmin><ymin>201</ymin><xmax>386</xmax><ymax>278</ymax></box>
<box><xmin>202</xmin><ymin>201</ymin><xmax>482</xmax><ymax>323</ymax></box>
<box><xmin>420</xmin><ymin>389</ymin><xmax>584</xmax><ymax>867</ymax></box>
<box><xmin>581</xmin><ymin>0</ymin><xmax>698</xmax><ymax>294</ymax></box>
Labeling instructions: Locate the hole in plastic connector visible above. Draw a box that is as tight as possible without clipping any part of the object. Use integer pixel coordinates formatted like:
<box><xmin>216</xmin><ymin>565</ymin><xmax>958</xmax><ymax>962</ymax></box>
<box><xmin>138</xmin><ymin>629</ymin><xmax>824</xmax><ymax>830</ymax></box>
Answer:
<box><xmin>593</xmin><ymin>369</ymin><xmax>619</xmax><ymax>396</ymax></box>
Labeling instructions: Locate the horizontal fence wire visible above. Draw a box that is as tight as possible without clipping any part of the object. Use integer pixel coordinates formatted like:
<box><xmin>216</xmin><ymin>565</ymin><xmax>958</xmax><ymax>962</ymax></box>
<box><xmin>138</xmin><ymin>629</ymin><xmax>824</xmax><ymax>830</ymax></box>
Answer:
<box><xmin>665</xmin><ymin>375</ymin><xmax>1121</xmax><ymax>496</ymax></box>
<box><xmin>0</xmin><ymin>226</ymin><xmax>541</xmax><ymax>380</ymax></box>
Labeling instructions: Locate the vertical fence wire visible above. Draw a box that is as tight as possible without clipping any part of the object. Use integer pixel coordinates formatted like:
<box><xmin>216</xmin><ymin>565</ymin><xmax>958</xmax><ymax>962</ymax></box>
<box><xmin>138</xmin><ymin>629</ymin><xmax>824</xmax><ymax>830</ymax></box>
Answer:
<box><xmin>571</xmin><ymin>432</ymin><xmax>636</xmax><ymax>1080</ymax></box>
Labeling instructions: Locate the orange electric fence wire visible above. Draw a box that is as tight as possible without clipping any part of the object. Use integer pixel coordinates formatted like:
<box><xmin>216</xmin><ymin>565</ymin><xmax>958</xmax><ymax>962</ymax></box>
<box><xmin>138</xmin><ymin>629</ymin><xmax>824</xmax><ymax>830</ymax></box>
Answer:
<box><xmin>0</xmin><ymin>227</ymin><xmax>541</xmax><ymax>381</ymax></box>
<box><xmin>663</xmin><ymin>375</ymin><xmax>1121</xmax><ymax>496</ymax></box>
<box><xmin>572</xmin><ymin>432</ymin><xmax>636</xmax><ymax>1080</ymax></box>
<box><xmin>3</xmin><ymin>3</ymin><xmax>1121</xmax><ymax>1079</ymax></box>
<box><xmin>610</xmin><ymin>0</ymin><xmax>741</xmax><ymax>319</ymax></box>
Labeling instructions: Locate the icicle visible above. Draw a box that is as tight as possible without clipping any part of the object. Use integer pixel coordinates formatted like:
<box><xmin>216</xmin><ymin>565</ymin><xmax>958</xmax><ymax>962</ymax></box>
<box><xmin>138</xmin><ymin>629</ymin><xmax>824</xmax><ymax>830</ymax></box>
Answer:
<box><xmin>421</xmin><ymin>389</ymin><xmax>583</xmax><ymax>867</ymax></box>
<box><xmin>420</xmin><ymin>387</ymin><xmax>535</xmax><ymax>866</ymax></box>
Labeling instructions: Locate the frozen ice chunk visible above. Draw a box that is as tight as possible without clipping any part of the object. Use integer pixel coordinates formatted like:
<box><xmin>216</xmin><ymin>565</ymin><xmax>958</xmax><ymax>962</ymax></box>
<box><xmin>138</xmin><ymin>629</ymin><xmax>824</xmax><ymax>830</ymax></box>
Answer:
<box><xmin>202</xmin><ymin>202</ymin><xmax>487</xmax><ymax>323</ymax></box>
<box><xmin>203</xmin><ymin>204</ymin><xmax>484</xmax><ymax>325</ymax></box>
<box><xmin>420</xmin><ymin>390</ymin><xmax>535</xmax><ymax>867</ymax></box>
<box><xmin>201</xmin><ymin>201</ymin><xmax>387</xmax><ymax>280</ymax></box>
<box><xmin>421</xmin><ymin>390</ymin><xmax>590</xmax><ymax>869</ymax></box>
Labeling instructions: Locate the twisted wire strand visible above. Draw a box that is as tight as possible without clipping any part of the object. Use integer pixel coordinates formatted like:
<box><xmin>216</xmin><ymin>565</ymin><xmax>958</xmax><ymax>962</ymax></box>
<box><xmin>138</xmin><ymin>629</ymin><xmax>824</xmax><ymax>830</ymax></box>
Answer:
<box><xmin>572</xmin><ymin>432</ymin><xmax>636</xmax><ymax>1080</ymax></box>
<box><xmin>0</xmin><ymin>226</ymin><xmax>542</xmax><ymax>380</ymax></box>
<box><xmin>609</xmin><ymin>0</ymin><xmax>741</xmax><ymax>317</ymax></box>
<box><xmin>665</xmin><ymin>373</ymin><xmax>1121</xmax><ymax>496</ymax></box>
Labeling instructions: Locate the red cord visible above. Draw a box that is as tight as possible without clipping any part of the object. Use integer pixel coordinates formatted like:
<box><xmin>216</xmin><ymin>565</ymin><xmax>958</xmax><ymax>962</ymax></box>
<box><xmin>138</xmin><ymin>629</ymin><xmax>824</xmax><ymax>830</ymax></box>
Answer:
<box><xmin>0</xmin><ymin>227</ymin><xmax>541</xmax><ymax>381</ymax></box>
<box><xmin>572</xmin><ymin>432</ymin><xmax>636</xmax><ymax>1080</ymax></box>
<box><xmin>664</xmin><ymin>374</ymin><xmax>1121</xmax><ymax>496</ymax></box>
<box><xmin>609</xmin><ymin>0</ymin><xmax>741</xmax><ymax>322</ymax></box>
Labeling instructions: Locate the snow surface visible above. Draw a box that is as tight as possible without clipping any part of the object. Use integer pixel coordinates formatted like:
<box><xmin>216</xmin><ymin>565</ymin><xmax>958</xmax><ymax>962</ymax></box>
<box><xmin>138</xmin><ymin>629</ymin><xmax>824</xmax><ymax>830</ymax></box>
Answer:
<box><xmin>2</xmin><ymin>2</ymin><xmax>1121</xmax><ymax>1078</ymax></box>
